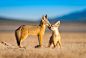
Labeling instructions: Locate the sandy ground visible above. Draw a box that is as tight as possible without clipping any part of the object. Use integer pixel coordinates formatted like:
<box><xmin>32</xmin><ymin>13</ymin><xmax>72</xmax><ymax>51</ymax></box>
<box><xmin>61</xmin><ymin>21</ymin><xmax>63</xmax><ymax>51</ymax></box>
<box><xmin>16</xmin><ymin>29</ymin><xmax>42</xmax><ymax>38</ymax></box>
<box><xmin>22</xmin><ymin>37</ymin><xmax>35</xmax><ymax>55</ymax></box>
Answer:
<box><xmin>0</xmin><ymin>20</ymin><xmax>86</xmax><ymax>58</ymax></box>
<box><xmin>0</xmin><ymin>32</ymin><xmax>86</xmax><ymax>58</ymax></box>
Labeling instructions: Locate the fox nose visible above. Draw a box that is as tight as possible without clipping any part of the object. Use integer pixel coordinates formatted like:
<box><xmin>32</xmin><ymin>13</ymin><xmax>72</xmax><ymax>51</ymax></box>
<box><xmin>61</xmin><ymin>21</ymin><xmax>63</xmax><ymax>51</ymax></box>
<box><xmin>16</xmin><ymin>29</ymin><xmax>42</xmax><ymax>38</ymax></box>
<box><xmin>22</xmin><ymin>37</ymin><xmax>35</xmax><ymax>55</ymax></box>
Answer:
<box><xmin>48</xmin><ymin>25</ymin><xmax>51</xmax><ymax>29</ymax></box>
<box><xmin>48</xmin><ymin>27</ymin><xmax>51</xmax><ymax>29</ymax></box>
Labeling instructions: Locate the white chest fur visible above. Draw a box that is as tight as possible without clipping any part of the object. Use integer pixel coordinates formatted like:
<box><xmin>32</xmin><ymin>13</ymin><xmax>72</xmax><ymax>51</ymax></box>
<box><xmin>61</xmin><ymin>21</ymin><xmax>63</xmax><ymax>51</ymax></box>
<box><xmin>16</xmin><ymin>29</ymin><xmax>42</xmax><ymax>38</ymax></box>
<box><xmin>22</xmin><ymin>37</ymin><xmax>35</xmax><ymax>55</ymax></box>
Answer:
<box><xmin>52</xmin><ymin>28</ymin><xmax>60</xmax><ymax>41</ymax></box>
<box><xmin>53</xmin><ymin>28</ymin><xmax>59</xmax><ymax>35</ymax></box>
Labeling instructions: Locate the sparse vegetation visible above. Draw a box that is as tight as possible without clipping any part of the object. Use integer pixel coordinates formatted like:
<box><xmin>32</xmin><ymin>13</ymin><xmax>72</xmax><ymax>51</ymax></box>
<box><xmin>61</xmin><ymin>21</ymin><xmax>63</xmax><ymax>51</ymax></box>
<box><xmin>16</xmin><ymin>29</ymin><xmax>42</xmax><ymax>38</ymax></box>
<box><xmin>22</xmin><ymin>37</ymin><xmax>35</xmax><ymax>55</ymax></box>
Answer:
<box><xmin>0</xmin><ymin>32</ymin><xmax>86</xmax><ymax>58</ymax></box>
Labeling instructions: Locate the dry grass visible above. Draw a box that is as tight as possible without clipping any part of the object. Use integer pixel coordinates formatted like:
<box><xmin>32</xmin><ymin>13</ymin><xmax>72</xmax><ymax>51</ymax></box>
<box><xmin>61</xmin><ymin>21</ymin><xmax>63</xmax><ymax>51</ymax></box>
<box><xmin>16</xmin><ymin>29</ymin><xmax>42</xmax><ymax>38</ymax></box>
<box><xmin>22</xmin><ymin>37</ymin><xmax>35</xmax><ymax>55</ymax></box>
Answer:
<box><xmin>0</xmin><ymin>32</ymin><xmax>86</xmax><ymax>58</ymax></box>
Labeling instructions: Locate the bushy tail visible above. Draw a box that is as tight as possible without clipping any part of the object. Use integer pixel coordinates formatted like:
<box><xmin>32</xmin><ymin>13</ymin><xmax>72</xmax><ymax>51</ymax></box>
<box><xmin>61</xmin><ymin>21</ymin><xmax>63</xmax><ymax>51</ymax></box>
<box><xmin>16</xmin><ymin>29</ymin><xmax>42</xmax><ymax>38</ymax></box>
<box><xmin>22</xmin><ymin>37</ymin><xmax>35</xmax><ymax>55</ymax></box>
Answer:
<box><xmin>15</xmin><ymin>27</ymin><xmax>22</xmax><ymax>46</ymax></box>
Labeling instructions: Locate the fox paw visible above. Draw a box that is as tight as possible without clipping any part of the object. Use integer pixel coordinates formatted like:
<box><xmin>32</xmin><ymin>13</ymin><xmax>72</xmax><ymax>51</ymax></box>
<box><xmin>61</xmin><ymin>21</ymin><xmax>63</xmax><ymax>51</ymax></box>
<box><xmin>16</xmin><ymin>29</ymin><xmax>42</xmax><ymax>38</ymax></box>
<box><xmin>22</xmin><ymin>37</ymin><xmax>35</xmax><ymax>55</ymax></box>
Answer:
<box><xmin>35</xmin><ymin>45</ymin><xmax>44</xmax><ymax>48</ymax></box>
<box><xmin>19</xmin><ymin>45</ymin><xmax>26</xmax><ymax>49</ymax></box>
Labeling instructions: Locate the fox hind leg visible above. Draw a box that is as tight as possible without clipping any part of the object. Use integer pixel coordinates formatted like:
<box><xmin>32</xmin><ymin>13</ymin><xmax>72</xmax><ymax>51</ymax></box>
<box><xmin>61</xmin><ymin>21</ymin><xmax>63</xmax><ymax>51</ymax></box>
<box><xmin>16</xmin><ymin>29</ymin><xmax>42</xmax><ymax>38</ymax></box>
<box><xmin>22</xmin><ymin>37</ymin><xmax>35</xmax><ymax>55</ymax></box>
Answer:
<box><xmin>19</xmin><ymin>33</ymin><xmax>28</xmax><ymax>48</ymax></box>
<box><xmin>48</xmin><ymin>42</ymin><xmax>53</xmax><ymax>48</ymax></box>
<box><xmin>52</xmin><ymin>41</ymin><xmax>57</xmax><ymax>49</ymax></box>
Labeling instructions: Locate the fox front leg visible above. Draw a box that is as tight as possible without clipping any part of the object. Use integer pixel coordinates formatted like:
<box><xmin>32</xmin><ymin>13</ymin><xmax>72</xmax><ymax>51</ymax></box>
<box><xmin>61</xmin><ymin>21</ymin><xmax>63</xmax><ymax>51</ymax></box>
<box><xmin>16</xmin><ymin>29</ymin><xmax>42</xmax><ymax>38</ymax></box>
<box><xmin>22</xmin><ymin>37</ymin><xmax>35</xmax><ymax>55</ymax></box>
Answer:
<box><xmin>58</xmin><ymin>40</ymin><xmax>62</xmax><ymax>48</ymax></box>
<box><xmin>35</xmin><ymin>35</ymin><xmax>43</xmax><ymax>48</ymax></box>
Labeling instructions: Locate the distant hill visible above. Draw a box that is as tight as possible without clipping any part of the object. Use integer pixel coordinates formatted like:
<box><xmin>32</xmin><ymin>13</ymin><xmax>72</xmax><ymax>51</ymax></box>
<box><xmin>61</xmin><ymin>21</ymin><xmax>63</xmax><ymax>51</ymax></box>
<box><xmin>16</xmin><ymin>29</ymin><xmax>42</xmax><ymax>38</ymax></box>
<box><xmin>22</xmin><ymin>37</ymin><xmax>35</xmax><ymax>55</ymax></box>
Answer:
<box><xmin>0</xmin><ymin>17</ymin><xmax>35</xmax><ymax>22</ymax></box>
<box><xmin>49</xmin><ymin>9</ymin><xmax>86</xmax><ymax>22</ymax></box>
<box><xmin>0</xmin><ymin>9</ymin><xmax>86</xmax><ymax>22</ymax></box>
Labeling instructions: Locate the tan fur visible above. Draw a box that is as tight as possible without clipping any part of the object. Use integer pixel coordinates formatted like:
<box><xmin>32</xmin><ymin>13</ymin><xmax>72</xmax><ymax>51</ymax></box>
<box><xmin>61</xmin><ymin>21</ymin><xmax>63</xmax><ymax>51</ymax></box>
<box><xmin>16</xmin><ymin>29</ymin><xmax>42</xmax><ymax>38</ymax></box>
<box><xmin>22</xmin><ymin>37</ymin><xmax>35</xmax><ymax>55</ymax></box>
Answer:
<box><xmin>15</xmin><ymin>15</ymin><xmax>51</xmax><ymax>48</ymax></box>
<box><xmin>48</xmin><ymin>21</ymin><xmax>62</xmax><ymax>48</ymax></box>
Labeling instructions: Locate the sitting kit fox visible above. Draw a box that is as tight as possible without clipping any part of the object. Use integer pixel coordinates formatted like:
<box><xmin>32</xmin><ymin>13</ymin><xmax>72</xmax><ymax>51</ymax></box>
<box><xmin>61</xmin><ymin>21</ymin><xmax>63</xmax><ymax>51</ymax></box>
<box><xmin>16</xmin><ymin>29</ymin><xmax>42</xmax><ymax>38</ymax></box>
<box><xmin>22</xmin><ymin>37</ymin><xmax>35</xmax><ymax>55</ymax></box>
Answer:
<box><xmin>48</xmin><ymin>21</ymin><xmax>62</xmax><ymax>48</ymax></box>
<box><xmin>15</xmin><ymin>15</ymin><xmax>51</xmax><ymax>48</ymax></box>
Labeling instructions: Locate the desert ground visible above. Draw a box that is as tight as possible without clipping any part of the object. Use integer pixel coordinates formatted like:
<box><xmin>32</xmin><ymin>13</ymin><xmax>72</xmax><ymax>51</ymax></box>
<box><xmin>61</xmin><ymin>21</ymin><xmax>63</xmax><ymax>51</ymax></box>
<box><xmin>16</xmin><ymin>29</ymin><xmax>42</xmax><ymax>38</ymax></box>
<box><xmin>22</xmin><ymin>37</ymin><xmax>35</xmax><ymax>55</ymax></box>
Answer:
<box><xmin>0</xmin><ymin>20</ymin><xmax>86</xmax><ymax>58</ymax></box>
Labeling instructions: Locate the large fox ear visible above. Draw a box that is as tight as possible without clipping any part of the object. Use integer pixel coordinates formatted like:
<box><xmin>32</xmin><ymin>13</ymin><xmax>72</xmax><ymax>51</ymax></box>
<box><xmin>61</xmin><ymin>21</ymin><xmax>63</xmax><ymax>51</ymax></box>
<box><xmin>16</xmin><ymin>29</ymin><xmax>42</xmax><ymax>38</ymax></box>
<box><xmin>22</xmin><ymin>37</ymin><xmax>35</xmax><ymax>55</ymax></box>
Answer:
<box><xmin>55</xmin><ymin>21</ymin><xmax>60</xmax><ymax>26</ymax></box>
<box><xmin>45</xmin><ymin>14</ymin><xmax>47</xmax><ymax>19</ymax></box>
<box><xmin>42</xmin><ymin>15</ymin><xmax>44</xmax><ymax>20</ymax></box>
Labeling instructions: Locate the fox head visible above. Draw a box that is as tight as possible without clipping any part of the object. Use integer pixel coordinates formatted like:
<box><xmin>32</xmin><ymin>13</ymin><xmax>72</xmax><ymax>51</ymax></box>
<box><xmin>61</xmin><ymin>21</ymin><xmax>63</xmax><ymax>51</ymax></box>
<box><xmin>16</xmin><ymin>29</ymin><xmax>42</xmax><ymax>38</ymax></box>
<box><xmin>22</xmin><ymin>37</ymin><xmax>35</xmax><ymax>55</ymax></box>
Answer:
<box><xmin>49</xmin><ymin>21</ymin><xmax>60</xmax><ymax>31</ymax></box>
<box><xmin>39</xmin><ymin>14</ymin><xmax>51</xmax><ymax>27</ymax></box>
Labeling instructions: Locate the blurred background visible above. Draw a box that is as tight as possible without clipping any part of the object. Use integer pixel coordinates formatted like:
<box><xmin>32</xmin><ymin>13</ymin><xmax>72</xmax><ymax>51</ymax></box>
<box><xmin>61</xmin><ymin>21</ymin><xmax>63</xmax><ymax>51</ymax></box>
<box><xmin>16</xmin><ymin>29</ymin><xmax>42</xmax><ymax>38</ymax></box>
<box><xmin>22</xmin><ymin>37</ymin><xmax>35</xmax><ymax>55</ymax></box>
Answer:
<box><xmin>0</xmin><ymin>0</ymin><xmax>86</xmax><ymax>32</ymax></box>
<box><xmin>0</xmin><ymin>1</ymin><xmax>86</xmax><ymax>58</ymax></box>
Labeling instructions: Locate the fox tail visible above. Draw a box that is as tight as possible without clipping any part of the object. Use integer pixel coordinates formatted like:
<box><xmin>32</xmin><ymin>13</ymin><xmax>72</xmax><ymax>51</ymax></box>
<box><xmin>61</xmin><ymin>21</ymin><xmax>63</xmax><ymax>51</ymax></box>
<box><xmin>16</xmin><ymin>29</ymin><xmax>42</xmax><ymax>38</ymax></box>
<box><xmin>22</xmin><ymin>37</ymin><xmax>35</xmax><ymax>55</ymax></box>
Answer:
<box><xmin>15</xmin><ymin>27</ymin><xmax>22</xmax><ymax>46</ymax></box>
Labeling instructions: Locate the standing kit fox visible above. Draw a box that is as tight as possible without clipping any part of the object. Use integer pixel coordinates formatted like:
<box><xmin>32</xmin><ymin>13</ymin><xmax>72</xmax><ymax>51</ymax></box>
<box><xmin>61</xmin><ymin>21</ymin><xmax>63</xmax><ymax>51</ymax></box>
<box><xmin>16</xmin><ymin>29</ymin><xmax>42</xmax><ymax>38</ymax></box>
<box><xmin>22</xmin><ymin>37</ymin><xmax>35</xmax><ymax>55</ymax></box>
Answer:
<box><xmin>48</xmin><ymin>21</ymin><xmax>62</xmax><ymax>48</ymax></box>
<box><xmin>15</xmin><ymin>15</ymin><xmax>51</xmax><ymax>48</ymax></box>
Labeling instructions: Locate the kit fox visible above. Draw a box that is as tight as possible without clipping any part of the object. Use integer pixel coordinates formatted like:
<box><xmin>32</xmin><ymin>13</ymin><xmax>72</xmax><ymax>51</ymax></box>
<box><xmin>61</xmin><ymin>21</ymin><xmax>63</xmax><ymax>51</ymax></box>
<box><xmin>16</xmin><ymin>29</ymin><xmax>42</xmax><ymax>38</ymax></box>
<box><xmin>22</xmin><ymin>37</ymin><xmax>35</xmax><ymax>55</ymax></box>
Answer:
<box><xmin>15</xmin><ymin>15</ymin><xmax>51</xmax><ymax>48</ymax></box>
<box><xmin>48</xmin><ymin>21</ymin><xmax>62</xmax><ymax>48</ymax></box>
